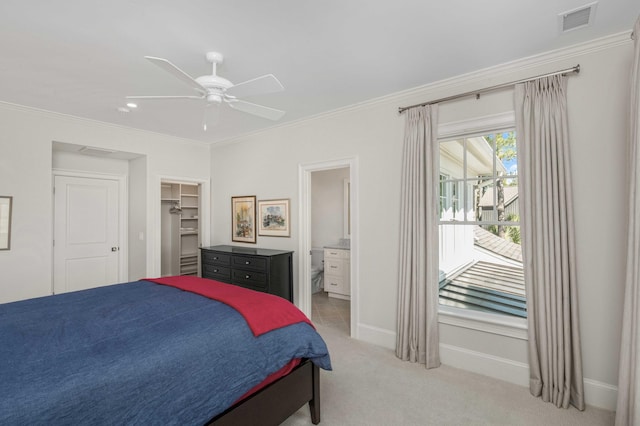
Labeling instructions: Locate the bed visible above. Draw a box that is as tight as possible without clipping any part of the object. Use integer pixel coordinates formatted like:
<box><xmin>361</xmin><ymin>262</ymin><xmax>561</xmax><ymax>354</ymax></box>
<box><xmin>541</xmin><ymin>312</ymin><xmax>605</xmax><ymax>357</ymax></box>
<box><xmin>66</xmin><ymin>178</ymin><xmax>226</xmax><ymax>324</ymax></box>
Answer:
<box><xmin>0</xmin><ymin>276</ymin><xmax>331</xmax><ymax>425</ymax></box>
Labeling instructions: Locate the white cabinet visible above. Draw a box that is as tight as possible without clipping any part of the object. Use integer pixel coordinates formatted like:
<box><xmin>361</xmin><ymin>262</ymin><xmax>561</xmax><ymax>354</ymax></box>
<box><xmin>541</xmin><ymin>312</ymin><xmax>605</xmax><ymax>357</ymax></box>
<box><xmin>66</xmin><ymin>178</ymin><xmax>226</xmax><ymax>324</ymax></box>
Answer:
<box><xmin>324</xmin><ymin>248</ymin><xmax>350</xmax><ymax>300</ymax></box>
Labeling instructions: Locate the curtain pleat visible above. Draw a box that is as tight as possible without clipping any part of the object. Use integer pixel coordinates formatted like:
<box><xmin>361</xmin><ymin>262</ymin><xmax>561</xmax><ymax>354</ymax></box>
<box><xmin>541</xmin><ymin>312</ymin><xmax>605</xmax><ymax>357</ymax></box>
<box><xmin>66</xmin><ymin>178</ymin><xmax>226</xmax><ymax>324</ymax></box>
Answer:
<box><xmin>515</xmin><ymin>75</ymin><xmax>585</xmax><ymax>410</ymax></box>
<box><xmin>396</xmin><ymin>105</ymin><xmax>440</xmax><ymax>369</ymax></box>
<box><xmin>615</xmin><ymin>16</ymin><xmax>640</xmax><ymax>426</ymax></box>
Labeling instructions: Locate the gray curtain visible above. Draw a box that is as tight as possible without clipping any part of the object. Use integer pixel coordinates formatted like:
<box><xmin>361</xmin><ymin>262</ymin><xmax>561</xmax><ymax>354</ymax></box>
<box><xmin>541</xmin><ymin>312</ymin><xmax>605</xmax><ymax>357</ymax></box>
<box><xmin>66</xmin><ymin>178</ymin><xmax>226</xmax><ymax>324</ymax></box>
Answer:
<box><xmin>515</xmin><ymin>75</ymin><xmax>585</xmax><ymax>410</ymax></box>
<box><xmin>396</xmin><ymin>105</ymin><xmax>440</xmax><ymax>369</ymax></box>
<box><xmin>616</xmin><ymin>17</ymin><xmax>640</xmax><ymax>426</ymax></box>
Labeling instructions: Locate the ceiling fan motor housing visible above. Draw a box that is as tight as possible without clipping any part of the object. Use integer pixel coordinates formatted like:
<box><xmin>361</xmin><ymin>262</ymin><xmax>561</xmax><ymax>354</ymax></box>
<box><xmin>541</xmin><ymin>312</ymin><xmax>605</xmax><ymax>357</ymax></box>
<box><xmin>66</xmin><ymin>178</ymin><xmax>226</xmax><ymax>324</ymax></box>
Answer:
<box><xmin>196</xmin><ymin>75</ymin><xmax>233</xmax><ymax>90</ymax></box>
<box><xmin>196</xmin><ymin>73</ymin><xmax>234</xmax><ymax>104</ymax></box>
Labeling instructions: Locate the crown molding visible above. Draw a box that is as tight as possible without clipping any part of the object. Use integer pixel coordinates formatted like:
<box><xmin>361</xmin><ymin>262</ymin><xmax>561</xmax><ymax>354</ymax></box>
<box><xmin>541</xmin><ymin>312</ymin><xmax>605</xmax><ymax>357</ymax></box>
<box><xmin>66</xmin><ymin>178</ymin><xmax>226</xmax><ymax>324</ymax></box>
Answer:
<box><xmin>394</xmin><ymin>30</ymin><xmax>633</xmax><ymax>104</ymax></box>
<box><xmin>0</xmin><ymin>100</ymin><xmax>205</xmax><ymax>147</ymax></box>
<box><xmin>215</xmin><ymin>30</ymin><xmax>633</xmax><ymax>146</ymax></box>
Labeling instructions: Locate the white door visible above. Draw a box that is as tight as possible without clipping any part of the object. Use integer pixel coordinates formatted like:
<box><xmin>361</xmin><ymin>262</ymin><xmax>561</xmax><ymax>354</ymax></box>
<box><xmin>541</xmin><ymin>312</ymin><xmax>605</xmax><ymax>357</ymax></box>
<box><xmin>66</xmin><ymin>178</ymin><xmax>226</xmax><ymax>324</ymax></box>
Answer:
<box><xmin>54</xmin><ymin>175</ymin><xmax>120</xmax><ymax>294</ymax></box>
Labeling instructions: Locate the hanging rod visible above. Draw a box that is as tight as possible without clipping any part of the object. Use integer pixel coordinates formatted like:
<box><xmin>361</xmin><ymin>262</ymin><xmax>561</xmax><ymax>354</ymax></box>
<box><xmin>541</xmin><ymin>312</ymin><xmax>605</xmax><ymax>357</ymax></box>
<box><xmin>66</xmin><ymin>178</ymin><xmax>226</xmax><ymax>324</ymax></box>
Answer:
<box><xmin>398</xmin><ymin>64</ymin><xmax>580</xmax><ymax>114</ymax></box>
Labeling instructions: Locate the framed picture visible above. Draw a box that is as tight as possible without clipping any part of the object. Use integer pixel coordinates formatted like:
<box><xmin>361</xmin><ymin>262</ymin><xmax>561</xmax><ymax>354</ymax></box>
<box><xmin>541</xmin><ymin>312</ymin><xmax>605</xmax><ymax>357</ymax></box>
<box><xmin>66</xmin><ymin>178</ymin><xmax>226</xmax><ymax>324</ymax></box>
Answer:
<box><xmin>231</xmin><ymin>196</ymin><xmax>256</xmax><ymax>243</ymax></box>
<box><xmin>0</xmin><ymin>196</ymin><xmax>13</xmax><ymax>250</ymax></box>
<box><xmin>258</xmin><ymin>199</ymin><xmax>290</xmax><ymax>237</ymax></box>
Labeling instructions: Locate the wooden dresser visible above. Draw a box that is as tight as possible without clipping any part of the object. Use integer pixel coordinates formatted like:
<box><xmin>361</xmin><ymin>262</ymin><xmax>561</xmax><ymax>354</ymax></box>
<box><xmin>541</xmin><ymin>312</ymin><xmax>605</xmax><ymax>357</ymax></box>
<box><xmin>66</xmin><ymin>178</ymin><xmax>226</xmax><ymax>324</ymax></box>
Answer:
<box><xmin>200</xmin><ymin>245</ymin><xmax>293</xmax><ymax>302</ymax></box>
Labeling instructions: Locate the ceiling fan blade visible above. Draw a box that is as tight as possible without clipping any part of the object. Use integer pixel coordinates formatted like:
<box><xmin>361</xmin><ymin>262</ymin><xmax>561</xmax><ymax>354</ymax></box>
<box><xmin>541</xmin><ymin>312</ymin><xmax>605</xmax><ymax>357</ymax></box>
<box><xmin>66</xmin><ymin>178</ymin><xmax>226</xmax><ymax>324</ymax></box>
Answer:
<box><xmin>226</xmin><ymin>74</ymin><xmax>284</xmax><ymax>99</ymax></box>
<box><xmin>227</xmin><ymin>99</ymin><xmax>285</xmax><ymax>121</ymax></box>
<box><xmin>202</xmin><ymin>103</ymin><xmax>221</xmax><ymax>131</ymax></box>
<box><xmin>126</xmin><ymin>95</ymin><xmax>204</xmax><ymax>100</ymax></box>
<box><xmin>144</xmin><ymin>56</ymin><xmax>207</xmax><ymax>94</ymax></box>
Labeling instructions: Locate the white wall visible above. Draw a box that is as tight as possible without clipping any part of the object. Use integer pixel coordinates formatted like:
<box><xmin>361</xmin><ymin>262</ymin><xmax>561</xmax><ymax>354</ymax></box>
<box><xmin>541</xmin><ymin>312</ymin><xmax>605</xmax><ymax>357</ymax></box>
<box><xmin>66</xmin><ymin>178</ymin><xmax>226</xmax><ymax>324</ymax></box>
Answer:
<box><xmin>311</xmin><ymin>167</ymin><xmax>349</xmax><ymax>249</ymax></box>
<box><xmin>0</xmin><ymin>104</ymin><xmax>210</xmax><ymax>303</ymax></box>
<box><xmin>210</xmin><ymin>33</ymin><xmax>633</xmax><ymax>409</ymax></box>
<box><xmin>52</xmin><ymin>150</ymin><xmax>130</xmax><ymax>175</ymax></box>
<box><xmin>128</xmin><ymin>156</ymin><xmax>147</xmax><ymax>280</ymax></box>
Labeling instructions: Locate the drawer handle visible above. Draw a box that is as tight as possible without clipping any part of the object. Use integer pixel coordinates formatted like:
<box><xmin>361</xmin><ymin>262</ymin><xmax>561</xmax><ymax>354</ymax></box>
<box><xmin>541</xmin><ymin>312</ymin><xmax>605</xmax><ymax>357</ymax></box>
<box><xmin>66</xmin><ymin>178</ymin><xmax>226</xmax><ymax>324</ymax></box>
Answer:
<box><xmin>245</xmin><ymin>261</ymin><xmax>250</xmax><ymax>265</ymax></box>
<box><xmin>245</xmin><ymin>274</ymin><xmax>250</xmax><ymax>279</ymax></box>
<box><xmin>213</xmin><ymin>256</ymin><xmax>218</xmax><ymax>260</ymax></box>
<box><xmin>330</xmin><ymin>282</ymin><xmax>338</xmax><ymax>286</ymax></box>
<box><xmin>213</xmin><ymin>269</ymin><xmax>218</xmax><ymax>273</ymax></box>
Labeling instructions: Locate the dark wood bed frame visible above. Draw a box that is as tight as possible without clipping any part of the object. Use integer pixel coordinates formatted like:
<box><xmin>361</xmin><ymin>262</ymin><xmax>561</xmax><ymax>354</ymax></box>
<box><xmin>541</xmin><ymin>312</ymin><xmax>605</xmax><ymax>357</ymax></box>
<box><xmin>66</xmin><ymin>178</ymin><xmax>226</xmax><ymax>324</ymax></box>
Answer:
<box><xmin>208</xmin><ymin>359</ymin><xmax>321</xmax><ymax>425</ymax></box>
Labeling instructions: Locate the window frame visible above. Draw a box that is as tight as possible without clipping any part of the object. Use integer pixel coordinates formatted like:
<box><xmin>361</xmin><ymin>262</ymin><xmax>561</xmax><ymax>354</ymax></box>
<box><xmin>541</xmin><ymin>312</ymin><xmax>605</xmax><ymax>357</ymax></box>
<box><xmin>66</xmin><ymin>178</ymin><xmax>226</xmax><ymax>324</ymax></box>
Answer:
<box><xmin>436</xmin><ymin>112</ymin><xmax>527</xmax><ymax>337</ymax></box>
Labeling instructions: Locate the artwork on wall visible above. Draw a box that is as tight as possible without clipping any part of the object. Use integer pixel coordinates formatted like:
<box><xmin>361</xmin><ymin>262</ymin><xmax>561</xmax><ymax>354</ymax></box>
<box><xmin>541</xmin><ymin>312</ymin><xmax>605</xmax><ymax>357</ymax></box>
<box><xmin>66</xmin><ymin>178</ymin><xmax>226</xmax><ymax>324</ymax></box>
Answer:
<box><xmin>258</xmin><ymin>199</ymin><xmax>290</xmax><ymax>237</ymax></box>
<box><xmin>231</xmin><ymin>196</ymin><xmax>256</xmax><ymax>243</ymax></box>
<box><xmin>0</xmin><ymin>196</ymin><xmax>13</xmax><ymax>250</ymax></box>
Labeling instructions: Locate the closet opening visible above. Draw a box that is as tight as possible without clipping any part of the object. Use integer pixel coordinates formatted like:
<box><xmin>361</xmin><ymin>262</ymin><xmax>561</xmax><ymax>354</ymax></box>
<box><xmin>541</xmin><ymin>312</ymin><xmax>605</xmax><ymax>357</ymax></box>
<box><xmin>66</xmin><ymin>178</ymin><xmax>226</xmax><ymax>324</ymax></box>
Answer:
<box><xmin>161</xmin><ymin>181</ymin><xmax>201</xmax><ymax>277</ymax></box>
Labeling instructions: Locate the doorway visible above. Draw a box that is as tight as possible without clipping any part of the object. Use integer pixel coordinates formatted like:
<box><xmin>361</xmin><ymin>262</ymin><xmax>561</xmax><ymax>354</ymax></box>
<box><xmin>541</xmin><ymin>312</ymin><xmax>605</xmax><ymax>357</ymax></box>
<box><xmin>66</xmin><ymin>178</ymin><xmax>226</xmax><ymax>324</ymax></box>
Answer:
<box><xmin>310</xmin><ymin>168</ymin><xmax>350</xmax><ymax>334</ymax></box>
<box><xmin>160</xmin><ymin>180</ymin><xmax>202</xmax><ymax>277</ymax></box>
<box><xmin>299</xmin><ymin>157</ymin><xmax>358</xmax><ymax>338</ymax></box>
<box><xmin>154</xmin><ymin>175</ymin><xmax>210</xmax><ymax>278</ymax></box>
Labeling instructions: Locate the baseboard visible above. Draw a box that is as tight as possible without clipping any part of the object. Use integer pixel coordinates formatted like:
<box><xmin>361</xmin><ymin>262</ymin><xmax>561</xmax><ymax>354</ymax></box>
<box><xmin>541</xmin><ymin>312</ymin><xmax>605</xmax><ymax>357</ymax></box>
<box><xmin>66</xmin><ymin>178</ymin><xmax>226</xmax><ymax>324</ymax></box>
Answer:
<box><xmin>439</xmin><ymin>343</ymin><xmax>618</xmax><ymax>411</ymax></box>
<box><xmin>439</xmin><ymin>343</ymin><xmax>529</xmax><ymax>387</ymax></box>
<box><xmin>583</xmin><ymin>378</ymin><xmax>618</xmax><ymax>411</ymax></box>
<box><xmin>357</xmin><ymin>323</ymin><xmax>396</xmax><ymax>349</ymax></box>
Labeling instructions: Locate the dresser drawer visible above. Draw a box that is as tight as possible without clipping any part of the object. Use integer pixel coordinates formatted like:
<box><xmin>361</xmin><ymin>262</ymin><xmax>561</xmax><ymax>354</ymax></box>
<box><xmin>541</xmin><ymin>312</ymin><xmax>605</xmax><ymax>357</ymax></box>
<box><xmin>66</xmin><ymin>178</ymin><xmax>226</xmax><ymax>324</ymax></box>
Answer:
<box><xmin>203</xmin><ymin>264</ymin><xmax>231</xmax><ymax>282</ymax></box>
<box><xmin>202</xmin><ymin>251</ymin><xmax>231</xmax><ymax>266</ymax></box>
<box><xmin>232</xmin><ymin>255</ymin><xmax>267</xmax><ymax>272</ymax></box>
<box><xmin>232</xmin><ymin>269</ymin><xmax>268</xmax><ymax>290</ymax></box>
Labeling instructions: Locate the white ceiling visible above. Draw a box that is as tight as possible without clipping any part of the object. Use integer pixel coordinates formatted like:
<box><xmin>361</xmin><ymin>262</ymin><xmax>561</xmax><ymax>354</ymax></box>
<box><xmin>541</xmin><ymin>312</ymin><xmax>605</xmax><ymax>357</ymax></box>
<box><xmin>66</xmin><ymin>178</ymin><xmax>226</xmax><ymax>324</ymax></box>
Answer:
<box><xmin>1</xmin><ymin>1</ymin><xmax>638</xmax><ymax>144</ymax></box>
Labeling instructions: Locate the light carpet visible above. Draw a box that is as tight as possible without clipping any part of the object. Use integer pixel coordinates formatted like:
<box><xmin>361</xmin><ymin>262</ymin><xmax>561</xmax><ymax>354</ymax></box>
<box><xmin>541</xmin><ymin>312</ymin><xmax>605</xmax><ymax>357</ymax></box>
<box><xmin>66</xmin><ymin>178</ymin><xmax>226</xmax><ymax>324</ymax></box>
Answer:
<box><xmin>282</xmin><ymin>324</ymin><xmax>614</xmax><ymax>426</ymax></box>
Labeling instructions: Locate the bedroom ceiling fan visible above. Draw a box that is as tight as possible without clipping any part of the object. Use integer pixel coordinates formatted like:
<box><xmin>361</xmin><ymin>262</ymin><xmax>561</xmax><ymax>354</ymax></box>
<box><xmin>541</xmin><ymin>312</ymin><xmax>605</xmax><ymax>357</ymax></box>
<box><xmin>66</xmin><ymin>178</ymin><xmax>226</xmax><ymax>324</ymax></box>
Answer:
<box><xmin>127</xmin><ymin>52</ymin><xmax>285</xmax><ymax>130</ymax></box>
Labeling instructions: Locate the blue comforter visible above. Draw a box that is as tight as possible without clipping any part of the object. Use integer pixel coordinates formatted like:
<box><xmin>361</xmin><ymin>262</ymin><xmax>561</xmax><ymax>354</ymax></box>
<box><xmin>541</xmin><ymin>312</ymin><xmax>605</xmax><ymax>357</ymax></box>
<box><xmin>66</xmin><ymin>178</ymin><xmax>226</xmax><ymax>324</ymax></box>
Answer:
<box><xmin>0</xmin><ymin>280</ymin><xmax>331</xmax><ymax>425</ymax></box>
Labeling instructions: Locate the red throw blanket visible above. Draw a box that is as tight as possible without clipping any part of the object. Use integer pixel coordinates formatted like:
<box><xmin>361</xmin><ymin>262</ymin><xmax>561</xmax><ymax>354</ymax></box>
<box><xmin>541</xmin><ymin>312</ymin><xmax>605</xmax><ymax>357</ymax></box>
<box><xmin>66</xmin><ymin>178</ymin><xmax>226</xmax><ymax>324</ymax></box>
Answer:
<box><xmin>145</xmin><ymin>276</ymin><xmax>313</xmax><ymax>336</ymax></box>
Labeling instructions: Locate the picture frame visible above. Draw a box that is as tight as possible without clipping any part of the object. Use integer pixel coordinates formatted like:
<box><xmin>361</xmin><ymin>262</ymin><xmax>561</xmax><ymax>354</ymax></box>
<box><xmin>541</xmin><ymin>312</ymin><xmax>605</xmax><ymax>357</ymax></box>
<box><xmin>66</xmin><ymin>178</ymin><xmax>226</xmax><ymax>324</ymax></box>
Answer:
<box><xmin>0</xmin><ymin>196</ymin><xmax>13</xmax><ymax>250</ymax></box>
<box><xmin>231</xmin><ymin>196</ymin><xmax>256</xmax><ymax>243</ymax></box>
<box><xmin>258</xmin><ymin>199</ymin><xmax>290</xmax><ymax>237</ymax></box>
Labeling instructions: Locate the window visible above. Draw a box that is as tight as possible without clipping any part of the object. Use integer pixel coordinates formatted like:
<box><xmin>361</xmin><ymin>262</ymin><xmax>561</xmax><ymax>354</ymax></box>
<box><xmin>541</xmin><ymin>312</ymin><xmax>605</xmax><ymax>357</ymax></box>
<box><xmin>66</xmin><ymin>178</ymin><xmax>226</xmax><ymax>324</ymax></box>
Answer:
<box><xmin>438</xmin><ymin>130</ymin><xmax>526</xmax><ymax>318</ymax></box>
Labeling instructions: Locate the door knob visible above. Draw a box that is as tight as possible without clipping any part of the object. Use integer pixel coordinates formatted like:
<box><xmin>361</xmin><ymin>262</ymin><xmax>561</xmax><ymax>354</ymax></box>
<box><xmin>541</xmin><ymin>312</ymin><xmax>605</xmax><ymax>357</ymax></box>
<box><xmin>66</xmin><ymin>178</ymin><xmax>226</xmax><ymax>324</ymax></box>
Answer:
<box><xmin>111</xmin><ymin>247</ymin><xmax>119</xmax><ymax>252</ymax></box>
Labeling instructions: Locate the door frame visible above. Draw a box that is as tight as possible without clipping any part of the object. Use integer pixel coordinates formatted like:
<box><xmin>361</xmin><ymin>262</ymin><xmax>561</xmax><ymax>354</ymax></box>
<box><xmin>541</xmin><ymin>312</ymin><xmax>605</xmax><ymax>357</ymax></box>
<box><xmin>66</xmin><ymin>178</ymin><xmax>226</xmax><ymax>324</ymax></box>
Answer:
<box><xmin>52</xmin><ymin>169</ymin><xmax>128</xmax><ymax>293</ymax></box>
<box><xmin>151</xmin><ymin>175</ymin><xmax>211</xmax><ymax>278</ymax></box>
<box><xmin>298</xmin><ymin>157</ymin><xmax>359</xmax><ymax>338</ymax></box>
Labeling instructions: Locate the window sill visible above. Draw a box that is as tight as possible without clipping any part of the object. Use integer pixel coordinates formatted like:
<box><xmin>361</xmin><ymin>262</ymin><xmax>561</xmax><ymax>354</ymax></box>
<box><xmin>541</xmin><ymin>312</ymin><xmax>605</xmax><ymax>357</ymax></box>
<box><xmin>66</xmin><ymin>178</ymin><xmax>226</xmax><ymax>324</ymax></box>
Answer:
<box><xmin>438</xmin><ymin>305</ymin><xmax>528</xmax><ymax>340</ymax></box>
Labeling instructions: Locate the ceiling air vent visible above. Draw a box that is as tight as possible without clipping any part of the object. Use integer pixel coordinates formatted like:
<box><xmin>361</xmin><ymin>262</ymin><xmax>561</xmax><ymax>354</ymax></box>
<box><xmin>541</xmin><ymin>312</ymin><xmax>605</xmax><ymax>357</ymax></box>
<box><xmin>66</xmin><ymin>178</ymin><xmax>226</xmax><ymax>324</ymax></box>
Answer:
<box><xmin>78</xmin><ymin>146</ymin><xmax>116</xmax><ymax>156</ymax></box>
<box><xmin>559</xmin><ymin>2</ymin><xmax>597</xmax><ymax>33</ymax></box>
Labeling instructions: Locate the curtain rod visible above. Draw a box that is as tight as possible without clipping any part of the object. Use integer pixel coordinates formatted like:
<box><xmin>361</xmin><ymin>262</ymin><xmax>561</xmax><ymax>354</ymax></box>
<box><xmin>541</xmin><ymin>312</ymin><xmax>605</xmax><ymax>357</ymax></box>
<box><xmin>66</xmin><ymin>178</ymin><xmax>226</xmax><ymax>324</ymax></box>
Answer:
<box><xmin>398</xmin><ymin>64</ymin><xmax>580</xmax><ymax>114</ymax></box>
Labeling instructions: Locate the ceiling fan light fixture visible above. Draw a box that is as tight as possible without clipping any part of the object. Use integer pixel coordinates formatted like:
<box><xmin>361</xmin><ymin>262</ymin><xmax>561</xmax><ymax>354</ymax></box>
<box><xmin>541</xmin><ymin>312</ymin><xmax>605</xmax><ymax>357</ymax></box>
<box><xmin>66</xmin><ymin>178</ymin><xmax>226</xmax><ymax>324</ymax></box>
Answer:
<box><xmin>206</xmin><ymin>93</ymin><xmax>223</xmax><ymax>103</ymax></box>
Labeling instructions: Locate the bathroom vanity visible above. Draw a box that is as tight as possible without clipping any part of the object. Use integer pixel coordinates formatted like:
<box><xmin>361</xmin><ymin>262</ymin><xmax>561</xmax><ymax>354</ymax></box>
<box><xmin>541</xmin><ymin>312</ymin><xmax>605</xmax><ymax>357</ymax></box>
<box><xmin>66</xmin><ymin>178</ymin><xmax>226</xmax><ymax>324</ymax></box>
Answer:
<box><xmin>323</xmin><ymin>246</ymin><xmax>350</xmax><ymax>300</ymax></box>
